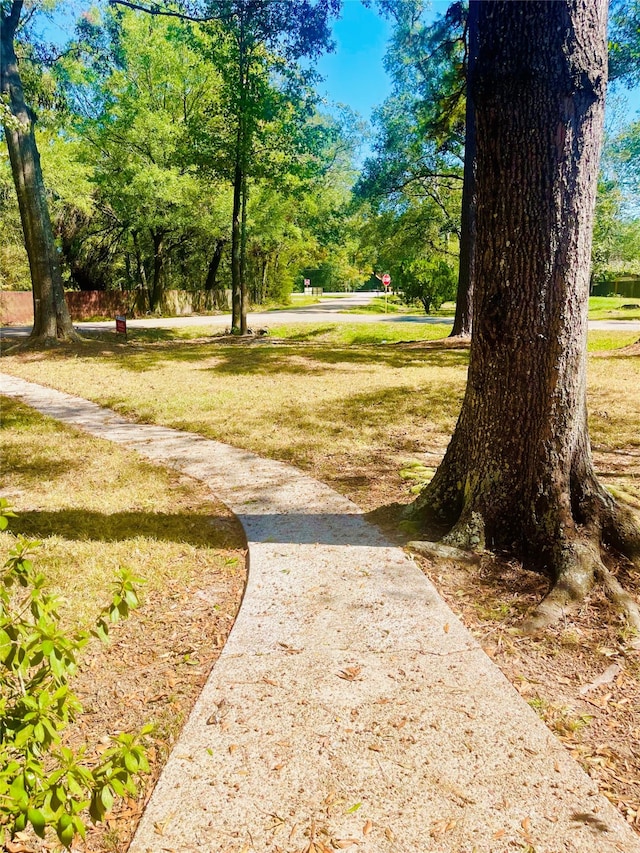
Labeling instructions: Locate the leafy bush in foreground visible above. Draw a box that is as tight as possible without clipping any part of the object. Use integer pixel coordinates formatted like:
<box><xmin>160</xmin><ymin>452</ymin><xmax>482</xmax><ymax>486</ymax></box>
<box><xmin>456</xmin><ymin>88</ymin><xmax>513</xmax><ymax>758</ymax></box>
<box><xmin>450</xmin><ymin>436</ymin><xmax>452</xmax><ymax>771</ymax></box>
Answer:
<box><xmin>0</xmin><ymin>499</ymin><xmax>149</xmax><ymax>847</ymax></box>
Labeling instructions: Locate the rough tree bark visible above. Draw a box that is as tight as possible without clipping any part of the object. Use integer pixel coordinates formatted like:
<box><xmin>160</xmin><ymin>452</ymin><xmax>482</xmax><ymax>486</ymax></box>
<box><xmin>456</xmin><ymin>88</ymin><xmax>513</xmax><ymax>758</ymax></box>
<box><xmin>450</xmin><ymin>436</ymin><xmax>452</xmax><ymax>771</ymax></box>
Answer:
<box><xmin>0</xmin><ymin>1</ymin><xmax>78</xmax><ymax>344</ymax></box>
<box><xmin>449</xmin><ymin>0</ymin><xmax>478</xmax><ymax>340</ymax></box>
<box><xmin>411</xmin><ymin>0</ymin><xmax>640</xmax><ymax>633</ymax></box>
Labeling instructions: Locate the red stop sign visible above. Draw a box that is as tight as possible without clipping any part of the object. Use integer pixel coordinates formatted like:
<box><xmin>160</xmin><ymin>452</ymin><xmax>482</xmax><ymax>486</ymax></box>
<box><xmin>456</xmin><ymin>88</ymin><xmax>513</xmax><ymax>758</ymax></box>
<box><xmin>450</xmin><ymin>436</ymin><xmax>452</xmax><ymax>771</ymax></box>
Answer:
<box><xmin>382</xmin><ymin>273</ymin><xmax>391</xmax><ymax>287</ymax></box>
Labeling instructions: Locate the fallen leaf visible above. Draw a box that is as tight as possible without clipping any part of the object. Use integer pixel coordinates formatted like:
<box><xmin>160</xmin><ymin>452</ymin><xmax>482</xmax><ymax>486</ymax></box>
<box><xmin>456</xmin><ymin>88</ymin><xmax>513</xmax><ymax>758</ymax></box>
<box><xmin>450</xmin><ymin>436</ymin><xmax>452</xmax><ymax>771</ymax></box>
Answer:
<box><xmin>338</xmin><ymin>666</ymin><xmax>362</xmax><ymax>681</ymax></box>
<box><xmin>443</xmin><ymin>623</ymin><xmax>450</xmax><ymax>633</ymax></box>
<box><xmin>363</xmin><ymin>819</ymin><xmax>373</xmax><ymax>835</ymax></box>
<box><xmin>493</xmin><ymin>829</ymin><xmax>506</xmax><ymax>839</ymax></box>
<box><xmin>4</xmin><ymin>842</ymin><xmax>34</xmax><ymax>853</ymax></box>
<box><xmin>331</xmin><ymin>839</ymin><xmax>360</xmax><ymax>848</ymax></box>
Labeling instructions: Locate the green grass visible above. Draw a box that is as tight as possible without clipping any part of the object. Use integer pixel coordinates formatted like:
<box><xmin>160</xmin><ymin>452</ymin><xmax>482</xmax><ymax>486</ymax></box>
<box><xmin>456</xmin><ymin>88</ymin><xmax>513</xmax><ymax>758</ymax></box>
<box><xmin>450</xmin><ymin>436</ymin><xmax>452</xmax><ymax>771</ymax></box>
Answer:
<box><xmin>587</xmin><ymin>330</ymin><xmax>638</xmax><ymax>351</ymax></box>
<box><xmin>344</xmin><ymin>295</ymin><xmax>412</xmax><ymax>314</ymax></box>
<box><xmin>344</xmin><ymin>297</ymin><xmax>458</xmax><ymax>317</ymax></box>
<box><xmin>261</xmin><ymin>293</ymin><xmax>321</xmax><ymax>311</ymax></box>
<box><xmin>268</xmin><ymin>321</ymin><xmax>452</xmax><ymax>345</ymax></box>
<box><xmin>588</xmin><ymin>295</ymin><xmax>640</xmax><ymax>321</ymax></box>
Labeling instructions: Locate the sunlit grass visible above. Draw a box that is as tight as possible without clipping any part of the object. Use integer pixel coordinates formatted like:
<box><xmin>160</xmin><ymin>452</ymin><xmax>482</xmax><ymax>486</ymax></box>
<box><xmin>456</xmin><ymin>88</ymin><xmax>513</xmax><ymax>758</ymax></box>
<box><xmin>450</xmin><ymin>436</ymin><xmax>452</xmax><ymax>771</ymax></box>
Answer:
<box><xmin>1</xmin><ymin>327</ymin><xmax>637</xmax><ymax>510</ymax></box>
<box><xmin>588</xmin><ymin>295</ymin><xmax>640</xmax><ymax>321</ymax></box>
<box><xmin>344</xmin><ymin>295</ymin><xmax>412</xmax><ymax>314</ymax></box>
<box><xmin>268</xmin><ymin>321</ymin><xmax>452</xmax><ymax>344</ymax></box>
<box><xmin>0</xmin><ymin>397</ymin><xmax>245</xmax><ymax>629</ymax></box>
<box><xmin>586</xmin><ymin>330</ymin><xmax>638</xmax><ymax>351</ymax></box>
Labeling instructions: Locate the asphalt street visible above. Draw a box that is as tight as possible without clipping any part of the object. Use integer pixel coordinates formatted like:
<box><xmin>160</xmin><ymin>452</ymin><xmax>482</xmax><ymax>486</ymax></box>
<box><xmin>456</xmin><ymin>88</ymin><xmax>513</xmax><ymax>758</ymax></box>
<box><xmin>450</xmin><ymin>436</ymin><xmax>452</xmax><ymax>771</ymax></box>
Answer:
<box><xmin>2</xmin><ymin>291</ymin><xmax>639</xmax><ymax>338</ymax></box>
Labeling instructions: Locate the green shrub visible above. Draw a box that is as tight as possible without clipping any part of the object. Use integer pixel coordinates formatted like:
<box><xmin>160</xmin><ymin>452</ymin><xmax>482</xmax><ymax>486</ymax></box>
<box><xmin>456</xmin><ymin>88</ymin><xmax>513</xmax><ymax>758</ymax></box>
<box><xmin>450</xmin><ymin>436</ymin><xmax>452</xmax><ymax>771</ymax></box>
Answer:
<box><xmin>0</xmin><ymin>499</ymin><xmax>149</xmax><ymax>848</ymax></box>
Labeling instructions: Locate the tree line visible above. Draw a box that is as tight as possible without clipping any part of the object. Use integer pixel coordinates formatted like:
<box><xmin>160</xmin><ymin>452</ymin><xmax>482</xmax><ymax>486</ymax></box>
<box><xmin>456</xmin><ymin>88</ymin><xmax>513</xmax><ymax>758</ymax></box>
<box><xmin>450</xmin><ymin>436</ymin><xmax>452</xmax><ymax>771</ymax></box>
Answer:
<box><xmin>2</xmin><ymin>0</ymin><xmax>639</xmax><ymax>343</ymax></box>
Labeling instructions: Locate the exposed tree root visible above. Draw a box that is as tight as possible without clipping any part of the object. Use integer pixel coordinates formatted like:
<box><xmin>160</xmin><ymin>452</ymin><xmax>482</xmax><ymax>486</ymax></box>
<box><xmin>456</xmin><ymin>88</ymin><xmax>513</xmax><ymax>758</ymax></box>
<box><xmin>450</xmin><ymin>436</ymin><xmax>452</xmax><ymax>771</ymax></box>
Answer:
<box><xmin>521</xmin><ymin>539</ymin><xmax>599</xmax><ymax>634</ymax></box>
<box><xmin>407</xmin><ymin>539</ymin><xmax>483</xmax><ymax>564</ymax></box>
<box><xmin>409</xmin><ymin>481</ymin><xmax>640</xmax><ymax>640</ymax></box>
<box><xmin>596</xmin><ymin>564</ymin><xmax>640</xmax><ymax>635</ymax></box>
<box><xmin>7</xmin><ymin>330</ymin><xmax>84</xmax><ymax>351</ymax></box>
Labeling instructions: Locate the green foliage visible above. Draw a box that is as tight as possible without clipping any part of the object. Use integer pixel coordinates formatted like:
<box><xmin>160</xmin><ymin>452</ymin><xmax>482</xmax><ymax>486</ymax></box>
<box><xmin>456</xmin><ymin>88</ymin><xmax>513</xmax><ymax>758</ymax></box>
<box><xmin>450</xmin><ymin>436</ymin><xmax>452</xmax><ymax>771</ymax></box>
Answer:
<box><xmin>398</xmin><ymin>257</ymin><xmax>457</xmax><ymax>314</ymax></box>
<box><xmin>0</xmin><ymin>499</ymin><xmax>148</xmax><ymax>848</ymax></box>
<box><xmin>592</xmin><ymin>177</ymin><xmax>624</xmax><ymax>282</ymax></box>
<box><xmin>609</xmin><ymin>0</ymin><xmax>640</xmax><ymax>86</ymax></box>
<box><xmin>356</xmin><ymin>1</ymin><xmax>464</xmax><ymax>292</ymax></box>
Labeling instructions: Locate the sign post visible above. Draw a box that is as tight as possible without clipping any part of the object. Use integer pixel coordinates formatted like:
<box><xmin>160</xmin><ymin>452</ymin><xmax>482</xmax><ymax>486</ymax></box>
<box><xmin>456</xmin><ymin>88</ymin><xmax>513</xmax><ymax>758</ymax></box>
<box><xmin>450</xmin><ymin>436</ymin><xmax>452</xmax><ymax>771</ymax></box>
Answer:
<box><xmin>382</xmin><ymin>273</ymin><xmax>391</xmax><ymax>313</ymax></box>
<box><xmin>115</xmin><ymin>315</ymin><xmax>127</xmax><ymax>337</ymax></box>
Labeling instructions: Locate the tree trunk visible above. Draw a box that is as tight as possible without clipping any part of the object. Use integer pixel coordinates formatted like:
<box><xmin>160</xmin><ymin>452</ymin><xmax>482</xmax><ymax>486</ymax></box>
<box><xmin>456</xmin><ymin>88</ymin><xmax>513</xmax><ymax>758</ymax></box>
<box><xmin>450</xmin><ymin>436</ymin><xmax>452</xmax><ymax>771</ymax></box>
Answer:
<box><xmin>205</xmin><ymin>239</ymin><xmax>226</xmax><ymax>291</ymax></box>
<box><xmin>230</xmin><ymin>9</ymin><xmax>248</xmax><ymax>335</ymax></box>
<box><xmin>132</xmin><ymin>230</ymin><xmax>149</xmax><ymax>298</ymax></box>
<box><xmin>1</xmin><ymin>2</ymin><xmax>77</xmax><ymax>344</ymax></box>
<box><xmin>450</xmin><ymin>0</ymin><xmax>478</xmax><ymax>340</ymax></box>
<box><xmin>231</xmin><ymin>136</ymin><xmax>243</xmax><ymax>332</ymax></box>
<box><xmin>240</xmin><ymin>170</ymin><xmax>249</xmax><ymax>333</ymax></box>
<box><xmin>411</xmin><ymin>0</ymin><xmax>640</xmax><ymax>632</ymax></box>
<box><xmin>149</xmin><ymin>229</ymin><xmax>165</xmax><ymax>312</ymax></box>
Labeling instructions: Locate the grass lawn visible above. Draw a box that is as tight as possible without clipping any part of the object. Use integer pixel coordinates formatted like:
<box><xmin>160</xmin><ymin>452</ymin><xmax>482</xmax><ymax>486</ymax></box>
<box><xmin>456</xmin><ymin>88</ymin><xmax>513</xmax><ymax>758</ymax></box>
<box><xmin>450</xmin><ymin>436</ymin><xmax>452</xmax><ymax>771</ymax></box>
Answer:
<box><xmin>1</xmin><ymin>324</ymin><xmax>639</xmax><ymax>841</ymax></box>
<box><xmin>341</xmin><ymin>294</ymin><xmax>640</xmax><ymax>321</ymax></box>
<box><xmin>588</xmin><ymin>295</ymin><xmax>640</xmax><ymax>321</ymax></box>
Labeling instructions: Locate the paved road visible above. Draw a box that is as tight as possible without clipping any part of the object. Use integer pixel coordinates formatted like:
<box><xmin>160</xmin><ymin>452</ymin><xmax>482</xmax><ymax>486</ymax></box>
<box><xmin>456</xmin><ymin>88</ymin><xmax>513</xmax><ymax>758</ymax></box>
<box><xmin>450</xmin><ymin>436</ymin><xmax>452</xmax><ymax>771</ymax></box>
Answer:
<box><xmin>2</xmin><ymin>291</ymin><xmax>639</xmax><ymax>338</ymax></box>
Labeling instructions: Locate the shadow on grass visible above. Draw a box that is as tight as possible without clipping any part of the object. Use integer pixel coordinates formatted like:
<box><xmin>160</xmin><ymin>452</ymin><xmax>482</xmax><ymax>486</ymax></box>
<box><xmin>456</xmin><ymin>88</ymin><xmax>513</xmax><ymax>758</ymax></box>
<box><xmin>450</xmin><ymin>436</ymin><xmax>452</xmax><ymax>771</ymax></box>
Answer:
<box><xmin>269</xmin><ymin>382</ymin><xmax>462</xmax><ymax>464</ymax></box>
<box><xmin>9</xmin><ymin>509</ymin><xmax>246</xmax><ymax>550</ymax></box>
<box><xmin>7</xmin><ymin>329</ymin><xmax>470</xmax><ymax>377</ymax></box>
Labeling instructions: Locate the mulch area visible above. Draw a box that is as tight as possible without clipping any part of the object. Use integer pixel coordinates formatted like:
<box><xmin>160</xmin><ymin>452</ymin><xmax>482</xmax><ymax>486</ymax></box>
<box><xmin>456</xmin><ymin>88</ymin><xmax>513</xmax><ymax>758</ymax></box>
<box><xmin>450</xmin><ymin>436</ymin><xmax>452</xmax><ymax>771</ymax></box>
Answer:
<box><xmin>413</xmin><ymin>550</ymin><xmax>640</xmax><ymax>836</ymax></box>
<box><xmin>71</xmin><ymin>560</ymin><xmax>246</xmax><ymax>853</ymax></box>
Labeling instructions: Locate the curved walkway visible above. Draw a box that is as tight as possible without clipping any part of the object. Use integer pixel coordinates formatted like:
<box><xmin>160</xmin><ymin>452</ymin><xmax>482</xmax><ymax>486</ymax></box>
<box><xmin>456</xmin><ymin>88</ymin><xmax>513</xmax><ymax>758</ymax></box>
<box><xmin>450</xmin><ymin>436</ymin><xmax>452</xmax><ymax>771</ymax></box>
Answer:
<box><xmin>1</xmin><ymin>373</ymin><xmax>638</xmax><ymax>853</ymax></box>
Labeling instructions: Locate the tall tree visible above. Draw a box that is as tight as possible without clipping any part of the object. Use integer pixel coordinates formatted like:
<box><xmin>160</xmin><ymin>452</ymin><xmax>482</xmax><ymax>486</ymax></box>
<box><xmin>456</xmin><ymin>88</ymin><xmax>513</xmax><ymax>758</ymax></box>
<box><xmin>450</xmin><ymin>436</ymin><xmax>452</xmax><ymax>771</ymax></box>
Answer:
<box><xmin>112</xmin><ymin>0</ymin><xmax>340</xmax><ymax>333</ymax></box>
<box><xmin>410</xmin><ymin>0</ymin><xmax>640</xmax><ymax>632</ymax></box>
<box><xmin>369</xmin><ymin>0</ymin><xmax>475</xmax><ymax>337</ymax></box>
<box><xmin>449</xmin><ymin>0</ymin><xmax>477</xmax><ymax>338</ymax></box>
<box><xmin>608</xmin><ymin>0</ymin><xmax>640</xmax><ymax>86</ymax></box>
<box><xmin>75</xmin><ymin>9</ymin><xmax>231</xmax><ymax>309</ymax></box>
<box><xmin>0</xmin><ymin>0</ymin><xmax>77</xmax><ymax>343</ymax></box>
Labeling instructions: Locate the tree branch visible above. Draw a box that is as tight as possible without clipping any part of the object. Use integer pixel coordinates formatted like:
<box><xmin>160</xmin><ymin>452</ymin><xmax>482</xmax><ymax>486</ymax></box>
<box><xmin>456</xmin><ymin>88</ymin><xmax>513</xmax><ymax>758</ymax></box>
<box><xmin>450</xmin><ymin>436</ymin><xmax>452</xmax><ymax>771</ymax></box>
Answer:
<box><xmin>108</xmin><ymin>0</ymin><xmax>219</xmax><ymax>24</ymax></box>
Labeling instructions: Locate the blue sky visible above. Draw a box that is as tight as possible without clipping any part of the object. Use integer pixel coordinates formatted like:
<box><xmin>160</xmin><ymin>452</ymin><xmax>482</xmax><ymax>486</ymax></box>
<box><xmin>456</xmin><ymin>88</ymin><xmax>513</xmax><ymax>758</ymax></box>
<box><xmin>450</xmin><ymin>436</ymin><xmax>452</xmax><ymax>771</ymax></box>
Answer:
<box><xmin>315</xmin><ymin>0</ymin><xmax>640</xmax><ymax>130</ymax></box>
<box><xmin>315</xmin><ymin>0</ymin><xmax>453</xmax><ymax>121</ymax></box>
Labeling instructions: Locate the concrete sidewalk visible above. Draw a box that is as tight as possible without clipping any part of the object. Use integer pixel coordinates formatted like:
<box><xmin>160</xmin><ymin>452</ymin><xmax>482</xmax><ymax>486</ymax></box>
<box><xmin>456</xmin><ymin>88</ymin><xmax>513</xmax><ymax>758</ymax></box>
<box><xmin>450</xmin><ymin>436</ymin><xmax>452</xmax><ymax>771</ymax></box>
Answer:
<box><xmin>1</xmin><ymin>373</ymin><xmax>638</xmax><ymax>853</ymax></box>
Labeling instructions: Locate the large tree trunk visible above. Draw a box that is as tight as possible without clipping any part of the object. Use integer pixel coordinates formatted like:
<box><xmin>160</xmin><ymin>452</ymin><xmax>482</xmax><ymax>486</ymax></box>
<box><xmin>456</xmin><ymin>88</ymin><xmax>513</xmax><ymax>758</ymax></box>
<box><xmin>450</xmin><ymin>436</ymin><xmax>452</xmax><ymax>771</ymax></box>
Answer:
<box><xmin>0</xmin><ymin>2</ymin><xmax>77</xmax><ymax>345</ymax></box>
<box><xmin>449</xmin><ymin>1</ymin><xmax>478</xmax><ymax>340</ymax></box>
<box><xmin>411</xmin><ymin>0</ymin><xmax>640</xmax><ymax>632</ymax></box>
